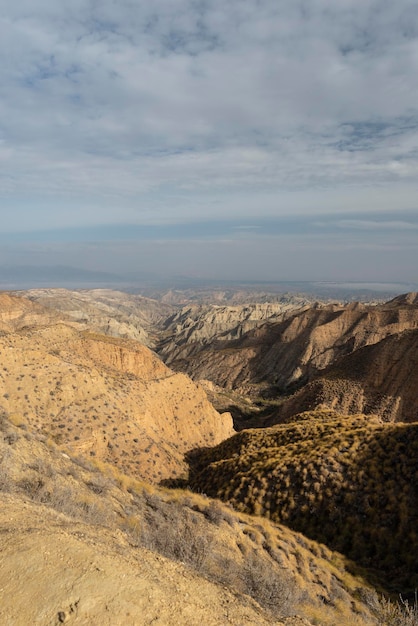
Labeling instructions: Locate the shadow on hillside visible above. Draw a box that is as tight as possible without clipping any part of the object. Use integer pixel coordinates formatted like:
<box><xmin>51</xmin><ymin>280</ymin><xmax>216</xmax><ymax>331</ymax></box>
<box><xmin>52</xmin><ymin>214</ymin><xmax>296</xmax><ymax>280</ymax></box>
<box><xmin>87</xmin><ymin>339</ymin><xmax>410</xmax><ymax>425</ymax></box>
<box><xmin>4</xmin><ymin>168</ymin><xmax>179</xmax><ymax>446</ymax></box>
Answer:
<box><xmin>343</xmin><ymin>423</ymin><xmax>418</xmax><ymax>595</ymax></box>
<box><xmin>222</xmin><ymin>387</ymin><xmax>301</xmax><ymax>430</ymax></box>
<box><xmin>180</xmin><ymin>416</ymin><xmax>418</xmax><ymax>597</ymax></box>
<box><xmin>223</xmin><ymin>404</ymin><xmax>264</xmax><ymax>430</ymax></box>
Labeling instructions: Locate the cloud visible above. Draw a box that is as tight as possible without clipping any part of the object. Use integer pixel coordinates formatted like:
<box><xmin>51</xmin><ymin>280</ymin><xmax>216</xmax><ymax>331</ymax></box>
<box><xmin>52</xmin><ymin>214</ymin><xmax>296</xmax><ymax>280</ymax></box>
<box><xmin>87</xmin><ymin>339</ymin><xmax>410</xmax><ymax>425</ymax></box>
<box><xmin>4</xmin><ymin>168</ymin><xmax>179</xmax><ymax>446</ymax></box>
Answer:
<box><xmin>334</xmin><ymin>219</ymin><xmax>418</xmax><ymax>231</ymax></box>
<box><xmin>0</xmin><ymin>1</ymin><xmax>417</xmax><ymax>280</ymax></box>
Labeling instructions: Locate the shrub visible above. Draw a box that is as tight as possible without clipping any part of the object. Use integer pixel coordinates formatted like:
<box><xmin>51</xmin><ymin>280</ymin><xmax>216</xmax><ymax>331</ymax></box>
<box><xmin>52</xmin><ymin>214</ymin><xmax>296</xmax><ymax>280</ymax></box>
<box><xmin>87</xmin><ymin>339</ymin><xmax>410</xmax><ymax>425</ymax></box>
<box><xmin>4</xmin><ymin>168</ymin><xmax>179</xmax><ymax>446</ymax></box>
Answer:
<box><xmin>241</xmin><ymin>552</ymin><xmax>299</xmax><ymax>617</ymax></box>
<box><xmin>360</xmin><ymin>589</ymin><xmax>418</xmax><ymax>626</ymax></box>
<box><xmin>140</xmin><ymin>502</ymin><xmax>212</xmax><ymax>572</ymax></box>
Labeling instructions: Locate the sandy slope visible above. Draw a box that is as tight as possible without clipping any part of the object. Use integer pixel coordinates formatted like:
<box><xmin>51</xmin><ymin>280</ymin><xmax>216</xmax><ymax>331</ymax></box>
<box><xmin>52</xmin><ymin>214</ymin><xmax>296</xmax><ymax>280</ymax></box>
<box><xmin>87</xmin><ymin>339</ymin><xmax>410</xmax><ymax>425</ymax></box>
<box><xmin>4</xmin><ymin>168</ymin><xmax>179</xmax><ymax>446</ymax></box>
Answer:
<box><xmin>0</xmin><ymin>494</ymin><xmax>280</xmax><ymax>626</ymax></box>
<box><xmin>0</xmin><ymin>294</ymin><xmax>233</xmax><ymax>482</ymax></box>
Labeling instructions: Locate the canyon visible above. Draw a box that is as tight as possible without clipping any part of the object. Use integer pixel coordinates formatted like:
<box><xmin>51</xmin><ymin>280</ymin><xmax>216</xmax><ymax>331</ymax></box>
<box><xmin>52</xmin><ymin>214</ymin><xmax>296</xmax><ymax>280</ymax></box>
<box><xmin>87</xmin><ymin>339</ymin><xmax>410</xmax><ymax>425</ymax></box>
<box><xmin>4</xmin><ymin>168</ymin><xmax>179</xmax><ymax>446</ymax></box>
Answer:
<box><xmin>1</xmin><ymin>287</ymin><xmax>418</xmax><ymax>625</ymax></box>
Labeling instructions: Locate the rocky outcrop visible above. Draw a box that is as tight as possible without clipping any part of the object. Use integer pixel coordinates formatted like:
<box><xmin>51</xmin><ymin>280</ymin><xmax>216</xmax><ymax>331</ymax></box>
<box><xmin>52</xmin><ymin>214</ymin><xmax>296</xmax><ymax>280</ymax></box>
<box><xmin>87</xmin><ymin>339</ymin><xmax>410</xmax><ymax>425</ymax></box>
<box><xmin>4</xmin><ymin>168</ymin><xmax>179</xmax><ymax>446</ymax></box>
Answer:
<box><xmin>387</xmin><ymin>291</ymin><xmax>418</xmax><ymax>306</ymax></box>
<box><xmin>157</xmin><ymin>301</ymin><xmax>312</xmax><ymax>371</ymax></box>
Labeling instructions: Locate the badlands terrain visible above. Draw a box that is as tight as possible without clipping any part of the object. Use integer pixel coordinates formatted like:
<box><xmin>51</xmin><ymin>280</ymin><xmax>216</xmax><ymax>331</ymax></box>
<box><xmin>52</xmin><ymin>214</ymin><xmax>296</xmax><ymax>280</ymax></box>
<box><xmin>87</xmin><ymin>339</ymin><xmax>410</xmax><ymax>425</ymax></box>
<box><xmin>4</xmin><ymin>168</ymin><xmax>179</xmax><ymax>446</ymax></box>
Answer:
<box><xmin>1</xmin><ymin>287</ymin><xmax>418</xmax><ymax>624</ymax></box>
<box><xmin>0</xmin><ymin>293</ymin><xmax>232</xmax><ymax>482</ymax></box>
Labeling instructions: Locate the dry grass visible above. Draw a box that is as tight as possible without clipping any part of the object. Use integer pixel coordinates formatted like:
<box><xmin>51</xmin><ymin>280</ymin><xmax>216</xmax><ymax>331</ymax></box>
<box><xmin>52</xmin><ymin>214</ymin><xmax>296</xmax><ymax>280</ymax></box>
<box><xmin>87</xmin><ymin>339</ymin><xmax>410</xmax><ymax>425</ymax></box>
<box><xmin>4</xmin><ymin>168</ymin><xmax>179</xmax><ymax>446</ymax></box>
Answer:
<box><xmin>186</xmin><ymin>409</ymin><xmax>418</xmax><ymax>594</ymax></box>
<box><xmin>360</xmin><ymin>589</ymin><xmax>418</xmax><ymax>626</ymax></box>
<box><xmin>0</xmin><ymin>409</ymin><xmax>381</xmax><ymax>624</ymax></box>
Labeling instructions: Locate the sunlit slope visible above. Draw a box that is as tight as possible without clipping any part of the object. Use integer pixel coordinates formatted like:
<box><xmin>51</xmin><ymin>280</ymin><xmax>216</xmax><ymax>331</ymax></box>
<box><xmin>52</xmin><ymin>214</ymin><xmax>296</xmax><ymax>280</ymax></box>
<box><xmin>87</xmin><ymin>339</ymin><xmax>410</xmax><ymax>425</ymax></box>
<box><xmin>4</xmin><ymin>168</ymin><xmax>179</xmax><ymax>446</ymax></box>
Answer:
<box><xmin>160</xmin><ymin>296</ymin><xmax>418</xmax><ymax>396</ymax></box>
<box><xmin>0</xmin><ymin>412</ymin><xmax>378</xmax><ymax>626</ymax></box>
<box><xmin>21</xmin><ymin>288</ymin><xmax>176</xmax><ymax>347</ymax></box>
<box><xmin>0</xmin><ymin>294</ymin><xmax>233</xmax><ymax>482</ymax></box>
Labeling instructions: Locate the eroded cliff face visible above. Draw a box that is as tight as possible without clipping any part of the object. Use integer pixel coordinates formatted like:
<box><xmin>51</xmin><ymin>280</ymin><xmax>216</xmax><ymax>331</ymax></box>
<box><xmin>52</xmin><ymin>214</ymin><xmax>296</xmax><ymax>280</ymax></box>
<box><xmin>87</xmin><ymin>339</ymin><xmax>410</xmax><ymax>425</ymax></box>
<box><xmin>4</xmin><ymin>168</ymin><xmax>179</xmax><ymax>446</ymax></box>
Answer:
<box><xmin>0</xmin><ymin>292</ymin><xmax>64</xmax><ymax>331</ymax></box>
<box><xmin>20</xmin><ymin>288</ymin><xmax>176</xmax><ymax>348</ymax></box>
<box><xmin>0</xmin><ymin>294</ymin><xmax>233</xmax><ymax>482</ymax></box>
<box><xmin>164</xmin><ymin>296</ymin><xmax>418</xmax><ymax>396</ymax></box>
<box><xmin>159</xmin><ymin>301</ymin><xmax>311</xmax><ymax>355</ymax></box>
<box><xmin>273</xmin><ymin>328</ymin><xmax>418</xmax><ymax>424</ymax></box>
<box><xmin>156</xmin><ymin>301</ymin><xmax>314</xmax><ymax>385</ymax></box>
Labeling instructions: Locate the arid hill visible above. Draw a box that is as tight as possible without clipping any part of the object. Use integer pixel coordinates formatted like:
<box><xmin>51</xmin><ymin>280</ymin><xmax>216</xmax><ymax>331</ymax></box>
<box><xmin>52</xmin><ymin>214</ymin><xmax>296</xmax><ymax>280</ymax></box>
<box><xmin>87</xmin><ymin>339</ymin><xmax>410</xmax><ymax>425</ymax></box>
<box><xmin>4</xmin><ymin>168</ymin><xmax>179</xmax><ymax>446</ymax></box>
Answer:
<box><xmin>21</xmin><ymin>288</ymin><xmax>176</xmax><ymax>348</ymax></box>
<box><xmin>1</xmin><ymin>495</ymin><xmax>278</xmax><ymax>626</ymax></box>
<box><xmin>20</xmin><ymin>287</ymin><xmax>316</xmax><ymax>359</ymax></box>
<box><xmin>186</xmin><ymin>409</ymin><xmax>418</xmax><ymax>594</ymax></box>
<box><xmin>138</xmin><ymin>286</ymin><xmax>319</xmax><ymax>306</ymax></box>
<box><xmin>15</xmin><ymin>288</ymin><xmax>418</xmax><ymax>428</ymax></box>
<box><xmin>269</xmin><ymin>328</ymin><xmax>418</xmax><ymax>424</ymax></box>
<box><xmin>162</xmin><ymin>295</ymin><xmax>418</xmax><ymax>398</ymax></box>
<box><xmin>0</xmin><ymin>291</ymin><xmax>63</xmax><ymax>330</ymax></box>
<box><xmin>0</xmin><ymin>411</ymin><xmax>383</xmax><ymax>626</ymax></box>
<box><xmin>1</xmin><ymin>291</ymin><xmax>418</xmax><ymax>624</ymax></box>
<box><xmin>0</xmin><ymin>293</ymin><xmax>232</xmax><ymax>482</ymax></box>
<box><xmin>157</xmin><ymin>301</ymin><xmax>312</xmax><ymax>366</ymax></box>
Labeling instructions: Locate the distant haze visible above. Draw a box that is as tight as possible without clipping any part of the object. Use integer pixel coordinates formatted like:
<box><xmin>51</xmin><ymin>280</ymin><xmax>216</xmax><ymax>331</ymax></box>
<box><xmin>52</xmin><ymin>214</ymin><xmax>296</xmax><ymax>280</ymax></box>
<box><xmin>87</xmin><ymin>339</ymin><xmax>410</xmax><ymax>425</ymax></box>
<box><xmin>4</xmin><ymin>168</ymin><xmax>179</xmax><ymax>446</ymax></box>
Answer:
<box><xmin>0</xmin><ymin>265</ymin><xmax>416</xmax><ymax>303</ymax></box>
<box><xmin>1</xmin><ymin>2</ymin><xmax>417</xmax><ymax>282</ymax></box>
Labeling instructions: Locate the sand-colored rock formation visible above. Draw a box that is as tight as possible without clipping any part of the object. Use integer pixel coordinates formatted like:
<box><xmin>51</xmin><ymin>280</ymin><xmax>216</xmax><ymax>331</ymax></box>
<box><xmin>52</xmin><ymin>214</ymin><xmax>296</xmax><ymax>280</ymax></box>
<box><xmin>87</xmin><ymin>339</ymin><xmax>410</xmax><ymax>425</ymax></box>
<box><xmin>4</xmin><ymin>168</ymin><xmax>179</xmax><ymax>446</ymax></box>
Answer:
<box><xmin>273</xmin><ymin>328</ymin><xmax>418</xmax><ymax>423</ymax></box>
<box><xmin>158</xmin><ymin>301</ymin><xmax>311</xmax><ymax>364</ymax></box>
<box><xmin>0</xmin><ymin>293</ymin><xmax>233</xmax><ymax>482</ymax></box>
<box><xmin>1</xmin><ymin>289</ymin><xmax>415</xmax><ymax>624</ymax></box>
<box><xmin>164</xmin><ymin>295</ymin><xmax>418</xmax><ymax>397</ymax></box>
<box><xmin>21</xmin><ymin>288</ymin><xmax>176</xmax><ymax>347</ymax></box>
<box><xmin>0</xmin><ymin>291</ymin><xmax>63</xmax><ymax>331</ymax></box>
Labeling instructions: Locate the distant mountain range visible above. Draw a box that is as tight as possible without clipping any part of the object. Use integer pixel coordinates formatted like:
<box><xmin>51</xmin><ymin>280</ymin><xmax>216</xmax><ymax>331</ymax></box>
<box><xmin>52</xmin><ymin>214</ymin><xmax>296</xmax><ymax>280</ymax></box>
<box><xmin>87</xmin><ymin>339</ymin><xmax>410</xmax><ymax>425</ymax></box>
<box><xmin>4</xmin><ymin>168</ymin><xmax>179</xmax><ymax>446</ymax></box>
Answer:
<box><xmin>1</xmin><ymin>264</ymin><xmax>417</xmax><ymax>299</ymax></box>
<box><xmin>0</xmin><ymin>265</ymin><xmax>122</xmax><ymax>288</ymax></box>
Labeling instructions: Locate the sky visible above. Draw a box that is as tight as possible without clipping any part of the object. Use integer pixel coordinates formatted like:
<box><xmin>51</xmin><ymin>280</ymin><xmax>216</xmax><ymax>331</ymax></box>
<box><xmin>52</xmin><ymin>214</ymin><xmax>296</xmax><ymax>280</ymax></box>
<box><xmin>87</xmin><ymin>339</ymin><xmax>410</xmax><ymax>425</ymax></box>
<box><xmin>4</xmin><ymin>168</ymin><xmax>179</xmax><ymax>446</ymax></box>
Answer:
<box><xmin>1</xmin><ymin>0</ymin><xmax>418</xmax><ymax>283</ymax></box>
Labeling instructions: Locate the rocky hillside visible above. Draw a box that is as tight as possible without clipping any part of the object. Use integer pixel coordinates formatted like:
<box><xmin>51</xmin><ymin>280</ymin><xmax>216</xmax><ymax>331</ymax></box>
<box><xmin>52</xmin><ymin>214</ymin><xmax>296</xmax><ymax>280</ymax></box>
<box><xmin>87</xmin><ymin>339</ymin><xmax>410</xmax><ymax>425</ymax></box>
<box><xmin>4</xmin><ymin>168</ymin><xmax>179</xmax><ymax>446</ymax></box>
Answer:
<box><xmin>0</xmin><ymin>291</ymin><xmax>63</xmax><ymax>330</ymax></box>
<box><xmin>2</xmin><ymin>289</ymin><xmax>418</xmax><ymax>623</ymax></box>
<box><xmin>186</xmin><ymin>409</ymin><xmax>418</xmax><ymax>594</ymax></box>
<box><xmin>157</xmin><ymin>301</ymin><xmax>311</xmax><ymax>366</ymax></box>
<box><xmin>0</xmin><ymin>293</ymin><xmax>232</xmax><ymax>482</ymax></box>
<box><xmin>21</xmin><ymin>288</ymin><xmax>176</xmax><ymax>348</ymax></box>
<box><xmin>164</xmin><ymin>295</ymin><xmax>418</xmax><ymax>397</ymax></box>
<box><xmin>20</xmin><ymin>287</ymin><xmax>316</xmax><ymax>362</ymax></box>
<box><xmin>138</xmin><ymin>286</ymin><xmax>319</xmax><ymax>306</ymax></box>
<box><xmin>269</xmin><ymin>328</ymin><xmax>418</xmax><ymax>424</ymax></box>
<box><xmin>17</xmin><ymin>289</ymin><xmax>418</xmax><ymax>426</ymax></box>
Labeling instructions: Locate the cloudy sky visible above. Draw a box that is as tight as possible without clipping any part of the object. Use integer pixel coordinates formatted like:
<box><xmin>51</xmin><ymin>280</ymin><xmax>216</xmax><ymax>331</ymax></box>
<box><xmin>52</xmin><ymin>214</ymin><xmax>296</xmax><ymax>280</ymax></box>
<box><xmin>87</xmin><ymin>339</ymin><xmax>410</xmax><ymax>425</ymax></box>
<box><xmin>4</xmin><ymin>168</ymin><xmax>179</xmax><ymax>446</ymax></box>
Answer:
<box><xmin>1</xmin><ymin>0</ymin><xmax>418</xmax><ymax>283</ymax></box>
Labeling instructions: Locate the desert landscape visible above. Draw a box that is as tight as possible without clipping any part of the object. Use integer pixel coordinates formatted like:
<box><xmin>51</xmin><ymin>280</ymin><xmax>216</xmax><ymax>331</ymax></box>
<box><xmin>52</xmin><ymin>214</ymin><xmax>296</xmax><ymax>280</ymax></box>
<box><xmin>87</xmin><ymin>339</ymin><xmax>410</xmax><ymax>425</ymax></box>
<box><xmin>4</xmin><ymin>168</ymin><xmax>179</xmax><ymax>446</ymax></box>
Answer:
<box><xmin>0</xmin><ymin>287</ymin><xmax>418</xmax><ymax>625</ymax></box>
<box><xmin>3</xmin><ymin>1</ymin><xmax>418</xmax><ymax>623</ymax></box>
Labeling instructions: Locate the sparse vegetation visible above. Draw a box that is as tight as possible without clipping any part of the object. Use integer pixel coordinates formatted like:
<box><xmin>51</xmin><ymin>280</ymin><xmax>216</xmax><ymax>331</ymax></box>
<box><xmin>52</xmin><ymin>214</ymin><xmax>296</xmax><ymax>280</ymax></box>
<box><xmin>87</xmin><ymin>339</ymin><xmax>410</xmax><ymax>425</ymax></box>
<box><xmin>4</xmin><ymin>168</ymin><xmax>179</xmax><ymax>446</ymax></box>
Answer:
<box><xmin>360</xmin><ymin>589</ymin><xmax>418</xmax><ymax>626</ymax></box>
<box><xmin>3</xmin><ymin>290</ymin><xmax>418</xmax><ymax>624</ymax></box>
<box><xmin>0</xmin><ymin>409</ymin><xmax>382</xmax><ymax>624</ymax></box>
<box><xmin>186</xmin><ymin>409</ymin><xmax>418</xmax><ymax>594</ymax></box>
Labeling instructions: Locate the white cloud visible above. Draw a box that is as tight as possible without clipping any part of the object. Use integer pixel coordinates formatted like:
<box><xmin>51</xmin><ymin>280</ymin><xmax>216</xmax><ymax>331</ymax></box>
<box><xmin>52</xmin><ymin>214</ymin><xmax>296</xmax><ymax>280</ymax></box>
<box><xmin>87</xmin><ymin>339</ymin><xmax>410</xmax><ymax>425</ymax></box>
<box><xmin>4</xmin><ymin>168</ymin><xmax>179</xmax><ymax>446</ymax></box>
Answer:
<box><xmin>0</xmin><ymin>0</ymin><xmax>417</xmax><ymax>279</ymax></box>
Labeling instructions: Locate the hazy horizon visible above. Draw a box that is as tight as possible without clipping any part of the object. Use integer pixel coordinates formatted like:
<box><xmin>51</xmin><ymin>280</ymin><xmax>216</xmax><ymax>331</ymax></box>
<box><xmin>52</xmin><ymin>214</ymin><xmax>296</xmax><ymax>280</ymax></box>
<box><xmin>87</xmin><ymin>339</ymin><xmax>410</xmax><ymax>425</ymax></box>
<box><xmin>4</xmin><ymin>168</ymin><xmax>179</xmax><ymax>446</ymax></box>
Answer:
<box><xmin>1</xmin><ymin>2</ymin><xmax>417</xmax><ymax>282</ymax></box>
<box><xmin>1</xmin><ymin>264</ymin><xmax>417</xmax><ymax>302</ymax></box>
